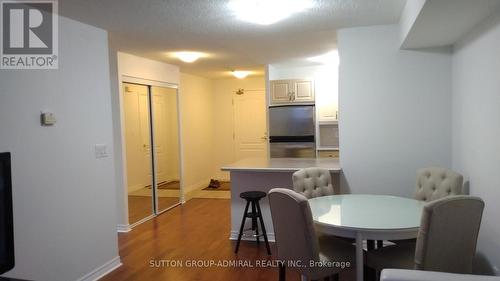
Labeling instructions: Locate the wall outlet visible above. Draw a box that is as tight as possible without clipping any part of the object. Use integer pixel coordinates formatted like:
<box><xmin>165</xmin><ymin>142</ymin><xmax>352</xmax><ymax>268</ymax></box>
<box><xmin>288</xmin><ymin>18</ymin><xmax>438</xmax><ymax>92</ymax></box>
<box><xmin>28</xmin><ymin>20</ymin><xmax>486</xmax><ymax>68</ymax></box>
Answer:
<box><xmin>94</xmin><ymin>144</ymin><xmax>109</xmax><ymax>159</ymax></box>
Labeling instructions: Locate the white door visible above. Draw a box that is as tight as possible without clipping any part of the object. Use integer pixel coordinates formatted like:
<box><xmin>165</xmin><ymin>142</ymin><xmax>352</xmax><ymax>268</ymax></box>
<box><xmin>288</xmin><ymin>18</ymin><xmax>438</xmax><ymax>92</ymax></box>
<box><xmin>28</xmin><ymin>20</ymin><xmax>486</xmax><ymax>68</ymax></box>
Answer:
<box><xmin>123</xmin><ymin>83</ymin><xmax>152</xmax><ymax>192</ymax></box>
<box><xmin>233</xmin><ymin>90</ymin><xmax>268</xmax><ymax>160</ymax></box>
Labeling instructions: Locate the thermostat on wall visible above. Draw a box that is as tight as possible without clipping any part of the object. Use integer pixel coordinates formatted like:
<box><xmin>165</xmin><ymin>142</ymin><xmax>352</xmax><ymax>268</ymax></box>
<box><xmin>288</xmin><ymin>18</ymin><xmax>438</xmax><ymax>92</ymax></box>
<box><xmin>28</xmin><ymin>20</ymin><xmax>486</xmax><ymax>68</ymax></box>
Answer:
<box><xmin>41</xmin><ymin>112</ymin><xmax>56</xmax><ymax>126</ymax></box>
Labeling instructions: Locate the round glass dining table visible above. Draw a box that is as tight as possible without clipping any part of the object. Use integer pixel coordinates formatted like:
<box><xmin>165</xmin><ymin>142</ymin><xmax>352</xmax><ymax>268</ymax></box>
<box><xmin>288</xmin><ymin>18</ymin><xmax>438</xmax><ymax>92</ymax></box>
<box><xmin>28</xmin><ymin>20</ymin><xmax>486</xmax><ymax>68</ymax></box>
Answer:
<box><xmin>308</xmin><ymin>194</ymin><xmax>425</xmax><ymax>281</ymax></box>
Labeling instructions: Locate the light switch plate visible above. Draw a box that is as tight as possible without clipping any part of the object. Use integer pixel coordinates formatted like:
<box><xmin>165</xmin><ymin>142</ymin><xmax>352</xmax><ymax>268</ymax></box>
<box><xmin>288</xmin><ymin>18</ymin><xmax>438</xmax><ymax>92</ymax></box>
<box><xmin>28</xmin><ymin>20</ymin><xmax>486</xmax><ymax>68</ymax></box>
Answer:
<box><xmin>41</xmin><ymin>112</ymin><xmax>56</xmax><ymax>126</ymax></box>
<box><xmin>95</xmin><ymin>144</ymin><xmax>109</xmax><ymax>159</ymax></box>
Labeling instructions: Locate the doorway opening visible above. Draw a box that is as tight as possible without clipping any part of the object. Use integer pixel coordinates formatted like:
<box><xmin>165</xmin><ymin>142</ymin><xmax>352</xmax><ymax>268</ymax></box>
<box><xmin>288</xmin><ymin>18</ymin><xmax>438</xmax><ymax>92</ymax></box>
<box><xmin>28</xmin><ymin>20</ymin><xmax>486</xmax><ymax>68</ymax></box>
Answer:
<box><xmin>122</xmin><ymin>81</ymin><xmax>182</xmax><ymax>226</ymax></box>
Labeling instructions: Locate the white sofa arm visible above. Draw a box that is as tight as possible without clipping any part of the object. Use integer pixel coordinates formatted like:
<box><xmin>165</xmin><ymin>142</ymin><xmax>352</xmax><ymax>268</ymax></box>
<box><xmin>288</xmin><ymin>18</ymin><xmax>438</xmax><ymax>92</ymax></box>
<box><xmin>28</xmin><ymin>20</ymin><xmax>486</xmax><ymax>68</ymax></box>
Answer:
<box><xmin>381</xmin><ymin>269</ymin><xmax>500</xmax><ymax>281</ymax></box>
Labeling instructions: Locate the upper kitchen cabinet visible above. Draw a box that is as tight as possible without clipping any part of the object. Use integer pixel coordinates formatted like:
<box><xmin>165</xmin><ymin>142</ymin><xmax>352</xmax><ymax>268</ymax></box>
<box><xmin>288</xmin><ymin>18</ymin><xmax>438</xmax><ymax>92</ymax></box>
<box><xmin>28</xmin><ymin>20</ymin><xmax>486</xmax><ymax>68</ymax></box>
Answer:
<box><xmin>269</xmin><ymin>79</ymin><xmax>315</xmax><ymax>105</ymax></box>
<box><xmin>316</xmin><ymin>90</ymin><xmax>338</xmax><ymax>122</ymax></box>
<box><xmin>315</xmin><ymin>67</ymin><xmax>339</xmax><ymax>122</ymax></box>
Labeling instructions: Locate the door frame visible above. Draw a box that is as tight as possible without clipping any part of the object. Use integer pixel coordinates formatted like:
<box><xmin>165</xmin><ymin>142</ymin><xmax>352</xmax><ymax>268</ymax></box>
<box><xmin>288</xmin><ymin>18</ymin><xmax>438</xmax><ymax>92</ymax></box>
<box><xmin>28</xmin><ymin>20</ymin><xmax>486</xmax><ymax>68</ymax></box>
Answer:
<box><xmin>120</xmin><ymin>76</ymin><xmax>184</xmax><ymax>228</ymax></box>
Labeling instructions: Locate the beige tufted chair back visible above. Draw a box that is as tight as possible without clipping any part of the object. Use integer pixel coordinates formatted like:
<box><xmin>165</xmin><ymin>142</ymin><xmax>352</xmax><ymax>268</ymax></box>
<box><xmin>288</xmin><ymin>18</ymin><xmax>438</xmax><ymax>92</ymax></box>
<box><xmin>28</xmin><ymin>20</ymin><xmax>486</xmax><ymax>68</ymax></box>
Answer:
<box><xmin>292</xmin><ymin>168</ymin><xmax>334</xmax><ymax>199</ymax></box>
<box><xmin>414</xmin><ymin>167</ymin><xmax>464</xmax><ymax>202</ymax></box>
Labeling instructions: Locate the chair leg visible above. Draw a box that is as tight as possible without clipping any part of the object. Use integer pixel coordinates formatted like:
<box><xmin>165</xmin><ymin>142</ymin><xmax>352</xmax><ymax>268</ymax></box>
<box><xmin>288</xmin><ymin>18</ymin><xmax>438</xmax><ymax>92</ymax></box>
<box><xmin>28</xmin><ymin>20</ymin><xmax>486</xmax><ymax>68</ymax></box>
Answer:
<box><xmin>235</xmin><ymin>201</ymin><xmax>250</xmax><ymax>254</ymax></box>
<box><xmin>251</xmin><ymin>201</ymin><xmax>256</xmax><ymax>230</ymax></box>
<box><xmin>252</xmin><ymin>202</ymin><xmax>260</xmax><ymax>244</ymax></box>
<box><xmin>367</xmin><ymin>240</ymin><xmax>375</xmax><ymax>250</ymax></box>
<box><xmin>279</xmin><ymin>264</ymin><xmax>286</xmax><ymax>281</ymax></box>
<box><xmin>256</xmin><ymin>201</ymin><xmax>271</xmax><ymax>255</ymax></box>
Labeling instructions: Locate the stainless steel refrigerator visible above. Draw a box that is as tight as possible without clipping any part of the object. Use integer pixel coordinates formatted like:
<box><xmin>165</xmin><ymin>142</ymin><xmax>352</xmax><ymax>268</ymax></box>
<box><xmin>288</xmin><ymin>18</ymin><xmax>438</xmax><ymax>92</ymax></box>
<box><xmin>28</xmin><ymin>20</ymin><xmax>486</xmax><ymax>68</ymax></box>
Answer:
<box><xmin>269</xmin><ymin>105</ymin><xmax>316</xmax><ymax>158</ymax></box>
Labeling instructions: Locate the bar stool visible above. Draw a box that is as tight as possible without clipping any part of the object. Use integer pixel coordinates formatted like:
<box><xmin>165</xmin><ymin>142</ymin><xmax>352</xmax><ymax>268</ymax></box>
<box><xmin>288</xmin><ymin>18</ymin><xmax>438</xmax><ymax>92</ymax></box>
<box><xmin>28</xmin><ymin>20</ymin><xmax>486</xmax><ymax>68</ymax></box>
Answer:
<box><xmin>234</xmin><ymin>191</ymin><xmax>271</xmax><ymax>255</ymax></box>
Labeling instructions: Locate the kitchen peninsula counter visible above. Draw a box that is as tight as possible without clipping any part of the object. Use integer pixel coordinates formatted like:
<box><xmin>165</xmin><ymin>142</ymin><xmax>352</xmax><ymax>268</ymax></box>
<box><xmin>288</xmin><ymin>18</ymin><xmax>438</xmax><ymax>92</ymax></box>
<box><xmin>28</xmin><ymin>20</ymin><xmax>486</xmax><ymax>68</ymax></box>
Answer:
<box><xmin>221</xmin><ymin>157</ymin><xmax>341</xmax><ymax>173</ymax></box>
<box><xmin>222</xmin><ymin>157</ymin><xmax>341</xmax><ymax>242</ymax></box>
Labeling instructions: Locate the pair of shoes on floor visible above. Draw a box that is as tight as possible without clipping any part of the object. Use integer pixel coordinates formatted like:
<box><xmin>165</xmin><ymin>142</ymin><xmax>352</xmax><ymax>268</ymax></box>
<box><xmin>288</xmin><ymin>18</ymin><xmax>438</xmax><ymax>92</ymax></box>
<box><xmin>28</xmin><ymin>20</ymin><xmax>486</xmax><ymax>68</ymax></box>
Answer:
<box><xmin>208</xmin><ymin>179</ymin><xmax>221</xmax><ymax>189</ymax></box>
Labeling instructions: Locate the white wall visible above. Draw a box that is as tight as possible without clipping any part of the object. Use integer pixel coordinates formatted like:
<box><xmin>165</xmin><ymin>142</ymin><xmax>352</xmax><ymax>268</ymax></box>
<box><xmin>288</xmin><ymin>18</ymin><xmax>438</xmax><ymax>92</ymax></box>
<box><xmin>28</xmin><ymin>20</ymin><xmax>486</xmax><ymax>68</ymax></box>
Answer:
<box><xmin>337</xmin><ymin>24</ymin><xmax>452</xmax><ymax>196</ymax></box>
<box><xmin>452</xmin><ymin>13</ymin><xmax>500</xmax><ymax>275</ymax></box>
<box><xmin>268</xmin><ymin>64</ymin><xmax>322</xmax><ymax>80</ymax></box>
<box><xmin>0</xmin><ymin>16</ymin><xmax>119</xmax><ymax>281</ymax></box>
<box><xmin>110</xmin><ymin>52</ymin><xmax>180</xmax><ymax>227</ymax></box>
<box><xmin>117</xmin><ymin>52</ymin><xmax>180</xmax><ymax>84</ymax></box>
<box><xmin>212</xmin><ymin>77</ymin><xmax>266</xmax><ymax>181</ymax></box>
<box><xmin>179</xmin><ymin>73</ymin><xmax>215</xmax><ymax>194</ymax></box>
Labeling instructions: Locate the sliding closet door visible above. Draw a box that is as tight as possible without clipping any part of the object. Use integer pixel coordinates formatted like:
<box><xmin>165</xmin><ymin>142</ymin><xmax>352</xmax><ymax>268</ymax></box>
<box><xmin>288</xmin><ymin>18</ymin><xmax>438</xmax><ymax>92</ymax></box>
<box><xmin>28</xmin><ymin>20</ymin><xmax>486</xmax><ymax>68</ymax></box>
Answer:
<box><xmin>151</xmin><ymin>86</ymin><xmax>181</xmax><ymax>213</ymax></box>
<box><xmin>123</xmin><ymin>83</ymin><xmax>154</xmax><ymax>224</ymax></box>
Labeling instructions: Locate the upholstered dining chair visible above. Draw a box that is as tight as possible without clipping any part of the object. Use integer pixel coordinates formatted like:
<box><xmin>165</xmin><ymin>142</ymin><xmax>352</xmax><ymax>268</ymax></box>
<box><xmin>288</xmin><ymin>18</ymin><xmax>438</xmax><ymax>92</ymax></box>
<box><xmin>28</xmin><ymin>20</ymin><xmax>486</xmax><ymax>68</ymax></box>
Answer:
<box><xmin>268</xmin><ymin>188</ymin><xmax>355</xmax><ymax>281</ymax></box>
<box><xmin>292</xmin><ymin>168</ymin><xmax>335</xmax><ymax>199</ymax></box>
<box><xmin>366</xmin><ymin>195</ymin><xmax>484</xmax><ymax>278</ymax></box>
<box><xmin>414</xmin><ymin>167</ymin><xmax>464</xmax><ymax>202</ymax></box>
<box><xmin>387</xmin><ymin>167</ymin><xmax>466</xmax><ymax>247</ymax></box>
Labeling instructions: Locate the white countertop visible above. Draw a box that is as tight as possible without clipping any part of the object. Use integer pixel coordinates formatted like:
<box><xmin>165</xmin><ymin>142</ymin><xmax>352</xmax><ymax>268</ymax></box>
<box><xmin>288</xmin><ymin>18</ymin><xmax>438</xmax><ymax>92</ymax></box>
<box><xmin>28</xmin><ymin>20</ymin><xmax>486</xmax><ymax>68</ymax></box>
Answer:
<box><xmin>221</xmin><ymin>158</ymin><xmax>341</xmax><ymax>172</ymax></box>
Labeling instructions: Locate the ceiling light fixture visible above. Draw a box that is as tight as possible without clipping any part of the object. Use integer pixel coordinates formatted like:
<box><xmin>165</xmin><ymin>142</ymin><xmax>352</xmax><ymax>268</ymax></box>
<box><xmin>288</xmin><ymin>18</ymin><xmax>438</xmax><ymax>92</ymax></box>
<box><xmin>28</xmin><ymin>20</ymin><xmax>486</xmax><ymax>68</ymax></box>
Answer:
<box><xmin>174</xmin><ymin>51</ymin><xmax>204</xmax><ymax>63</ymax></box>
<box><xmin>308</xmin><ymin>50</ymin><xmax>339</xmax><ymax>65</ymax></box>
<box><xmin>228</xmin><ymin>0</ymin><xmax>314</xmax><ymax>25</ymax></box>
<box><xmin>232</xmin><ymin>70</ymin><xmax>251</xmax><ymax>79</ymax></box>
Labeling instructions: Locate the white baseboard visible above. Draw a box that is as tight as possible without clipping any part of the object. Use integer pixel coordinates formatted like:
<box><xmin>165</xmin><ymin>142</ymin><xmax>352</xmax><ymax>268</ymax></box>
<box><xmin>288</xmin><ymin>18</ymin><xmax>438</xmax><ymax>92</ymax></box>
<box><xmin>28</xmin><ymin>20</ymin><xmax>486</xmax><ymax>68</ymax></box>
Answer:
<box><xmin>76</xmin><ymin>256</ymin><xmax>122</xmax><ymax>281</ymax></box>
<box><xmin>183</xmin><ymin>178</ymin><xmax>212</xmax><ymax>202</ymax></box>
<box><xmin>184</xmin><ymin>178</ymin><xmax>210</xmax><ymax>193</ymax></box>
<box><xmin>229</xmin><ymin>231</ymin><xmax>275</xmax><ymax>242</ymax></box>
<box><xmin>117</xmin><ymin>224</ymin><xmax>132</xmax><ymax>233</ymax></box>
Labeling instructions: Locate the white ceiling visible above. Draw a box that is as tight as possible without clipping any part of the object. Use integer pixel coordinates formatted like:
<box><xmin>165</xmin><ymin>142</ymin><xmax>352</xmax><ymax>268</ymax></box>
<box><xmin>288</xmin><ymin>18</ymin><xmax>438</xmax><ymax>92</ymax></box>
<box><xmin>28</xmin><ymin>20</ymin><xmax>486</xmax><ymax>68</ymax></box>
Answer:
<box><xmin>402</xmin><ymin>0</ymin><xmax>500</xmax><ymax>49</ymax></box>
<box><xmin>59</xmin><ymin>0</ymin><xmax>407</xmax><ymax>78</ymax></box>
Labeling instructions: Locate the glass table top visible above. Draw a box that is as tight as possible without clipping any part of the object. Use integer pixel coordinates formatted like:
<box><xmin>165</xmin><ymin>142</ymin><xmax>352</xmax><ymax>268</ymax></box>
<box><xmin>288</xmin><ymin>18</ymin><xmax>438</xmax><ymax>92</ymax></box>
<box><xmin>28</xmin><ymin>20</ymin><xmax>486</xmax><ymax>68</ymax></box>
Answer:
<box><xmin>309</xmin><ymin>195</ymin><xmax>425</xmax><ymax>231</ymax></box>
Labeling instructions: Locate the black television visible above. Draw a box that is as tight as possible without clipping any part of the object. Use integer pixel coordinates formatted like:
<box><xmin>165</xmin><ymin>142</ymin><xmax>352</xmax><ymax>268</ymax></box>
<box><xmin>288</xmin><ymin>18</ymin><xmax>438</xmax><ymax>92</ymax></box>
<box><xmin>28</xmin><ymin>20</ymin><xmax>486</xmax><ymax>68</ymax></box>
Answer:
<box><xmin>0</xmin><ymin>152</ymin><xmax>14</xmax><ymax>274</ymax></box>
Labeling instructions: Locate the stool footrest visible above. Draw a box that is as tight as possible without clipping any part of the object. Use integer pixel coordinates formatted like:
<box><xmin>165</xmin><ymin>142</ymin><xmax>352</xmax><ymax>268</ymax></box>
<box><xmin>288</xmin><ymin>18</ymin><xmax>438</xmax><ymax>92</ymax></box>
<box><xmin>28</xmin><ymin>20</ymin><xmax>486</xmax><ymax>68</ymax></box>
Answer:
<box><xmin>244</xmin><ymin>212</ymin><xmax>260</xmax><ymax>218</ymax></box>
<box><xmin>241</xmin><ymin>232</ymin><xmax>266</xmax><ymax>238</ymax></box>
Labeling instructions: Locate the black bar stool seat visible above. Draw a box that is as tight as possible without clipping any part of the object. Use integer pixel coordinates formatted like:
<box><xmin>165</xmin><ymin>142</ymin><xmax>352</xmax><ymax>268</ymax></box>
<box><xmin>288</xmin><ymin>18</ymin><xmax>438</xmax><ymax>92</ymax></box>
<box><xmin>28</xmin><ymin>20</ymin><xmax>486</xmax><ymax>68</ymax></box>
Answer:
<box><xmin>235</xmin><ymin>191</ymin><xmax>271</xmax><ymax>255</ymax></box>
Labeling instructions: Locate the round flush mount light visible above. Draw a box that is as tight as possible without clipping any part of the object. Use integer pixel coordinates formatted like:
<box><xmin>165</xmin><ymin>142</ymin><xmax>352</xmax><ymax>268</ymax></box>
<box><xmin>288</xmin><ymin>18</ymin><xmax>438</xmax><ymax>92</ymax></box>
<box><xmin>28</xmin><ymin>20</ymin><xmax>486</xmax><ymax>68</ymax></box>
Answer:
<box><xmin>174</xmin><ymin>51</ymin><xmax>205</xmax><ymax>63</ymax></box>
<box><xmin>228</xmin><ymin>0</ymin><xmax>314</xmax><ymax>25</ymax></box>
<box><xmin>232</xmin><ymin>70</ymin><xmax>251</xmax><ymax>79</ymax></box>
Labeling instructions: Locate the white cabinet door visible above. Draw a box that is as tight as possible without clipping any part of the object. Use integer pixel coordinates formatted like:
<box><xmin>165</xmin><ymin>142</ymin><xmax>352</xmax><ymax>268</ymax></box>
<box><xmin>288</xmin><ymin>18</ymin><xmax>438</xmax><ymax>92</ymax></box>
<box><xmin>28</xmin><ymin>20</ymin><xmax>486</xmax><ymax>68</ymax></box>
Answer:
<box><xmin>293</xmin><ymin>79</ymin><xmax>314</xmax><ymax>102</ymax></box>
<box><xmin>315</xmin><ymin>69</ymin><xmax>338</xmax><ymax>121</ymax></box>
<box><xmin>270</xmin><ymin>80</ymin><xmax>291</xmax><ymax>104</ymax></box>
<box><xmin>317</xmin><ymin>95</ymin><xmax>338</xmax><ymax>121</ymax></box>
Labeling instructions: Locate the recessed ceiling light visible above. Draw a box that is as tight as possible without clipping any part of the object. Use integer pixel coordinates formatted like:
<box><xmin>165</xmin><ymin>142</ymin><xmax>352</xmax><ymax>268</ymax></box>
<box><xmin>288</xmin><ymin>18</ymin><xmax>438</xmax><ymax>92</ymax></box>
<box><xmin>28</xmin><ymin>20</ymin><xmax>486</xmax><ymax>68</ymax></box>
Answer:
<box><xmin>232</xmin><ymin>70</ymin><xmax>251</xmax><ymax>79</ymax></box>
<box><xmin>308</xmin><ymin>50</ymin><xmax>339</xmax><ymax>65</ymax></box>
<box><xmin>174</xmin><ymin>51</ymin><xmax>204</xmax><ymax>63</ymax></box>
<box><xmin>228</xmin><ymin>0</ymin><xmax>314</xmax><ymax>25</ymax></box>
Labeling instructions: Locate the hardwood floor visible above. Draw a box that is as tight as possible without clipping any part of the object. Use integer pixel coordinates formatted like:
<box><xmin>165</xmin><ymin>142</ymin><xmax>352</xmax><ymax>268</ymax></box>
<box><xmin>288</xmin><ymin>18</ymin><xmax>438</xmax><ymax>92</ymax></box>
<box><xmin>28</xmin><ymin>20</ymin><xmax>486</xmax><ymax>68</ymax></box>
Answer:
<box><xmin>103</xmin><ymin>198</ymin><xmax>303</xmax><ymax>281</ymax></box>
<box><xmin>128</xmin><ymin>196</ymin><xmax>180</xmax><ymax>224</ymax></box>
